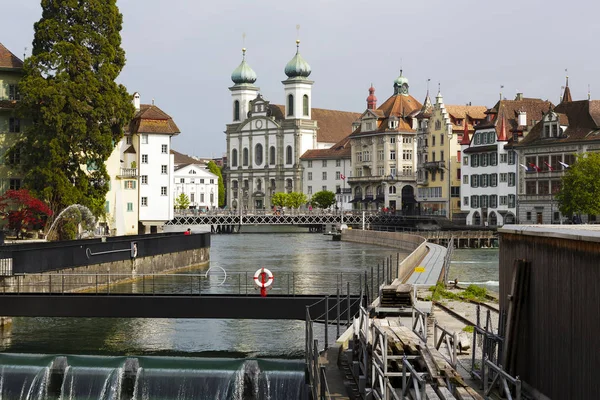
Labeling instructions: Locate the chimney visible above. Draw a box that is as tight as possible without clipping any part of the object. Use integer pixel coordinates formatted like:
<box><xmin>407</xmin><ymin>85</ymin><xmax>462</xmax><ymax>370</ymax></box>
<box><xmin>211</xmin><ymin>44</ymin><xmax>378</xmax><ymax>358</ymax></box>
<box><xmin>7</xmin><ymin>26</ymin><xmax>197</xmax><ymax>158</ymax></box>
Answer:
<box><xmin>366</xmin><ymin>85</ymin><xmax>377</xmax><ymax>110</ymax></box>
<box><xmin>515</xmin><ymin>92</ymin><xmax>524</xmax><ymax>101</ymax></box>
<box><xmin>518</xmin><ymin>111</ymin><xmax>527</xmax><ymax>126</ymax></box>
<box><xmin>133</xmin><ymin>92</ymin><xmax>140</xmax><ymax>110</ymax></box>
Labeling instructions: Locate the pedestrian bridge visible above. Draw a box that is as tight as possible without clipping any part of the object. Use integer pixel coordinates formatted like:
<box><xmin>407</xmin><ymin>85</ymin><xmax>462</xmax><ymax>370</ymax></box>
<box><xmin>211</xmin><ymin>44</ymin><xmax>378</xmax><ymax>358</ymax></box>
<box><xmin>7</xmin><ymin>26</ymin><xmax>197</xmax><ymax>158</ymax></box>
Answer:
<box><xmin>165</xmin><ymin>210</ymin><xmax>442</xmax><ymax>228</ymax></box>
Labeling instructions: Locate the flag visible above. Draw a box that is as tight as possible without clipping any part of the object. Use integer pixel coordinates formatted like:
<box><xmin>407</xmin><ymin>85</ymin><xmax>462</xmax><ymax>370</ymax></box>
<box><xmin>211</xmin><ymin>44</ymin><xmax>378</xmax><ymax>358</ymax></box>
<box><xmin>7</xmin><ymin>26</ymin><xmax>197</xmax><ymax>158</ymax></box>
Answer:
<box><xmin>544</xmin><ymin>161</ymin><xmax>554</xmax><ymax>171</ymax></box>
<box><xmin>340</xmin><ymin>173</ymin><xmax>345</xmax><ymax>180</ymax></box>
<box><xmin>519</xmin><ymin>163</ymin><xmax>530</xmax><ymax>171</ymax></box>
<box><xmin>558</xmin><ymin>161</ymin><xmax>570</xmax><ymax>169</ymax></box>
<box><xmin>528</xmin><ymin>162</ymin><xmax>541</xmax><ymax>172</ymax></box>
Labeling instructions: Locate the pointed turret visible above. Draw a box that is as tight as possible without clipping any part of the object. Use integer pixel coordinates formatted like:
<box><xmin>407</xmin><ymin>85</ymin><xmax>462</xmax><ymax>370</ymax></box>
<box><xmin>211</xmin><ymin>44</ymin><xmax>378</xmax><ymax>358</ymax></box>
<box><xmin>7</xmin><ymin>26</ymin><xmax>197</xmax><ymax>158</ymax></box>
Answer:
<box><xmin>561</xmin><ymin>75</ymin><xmax>572</xmax><ymax>104</ymax></box>
<box><xmin>460</xmin><ymin>113</ymin><xmax>471</xmax><ymax>145</ymax></box>
<box><xmin>497</xmin><ymin>113</ymin><xmax>507</xmax><ymax>141</ymax></box>
<box><xmin>366</xmin><ymin>84</ymin><xmax>377</xmax><ymax>110</ymax></box>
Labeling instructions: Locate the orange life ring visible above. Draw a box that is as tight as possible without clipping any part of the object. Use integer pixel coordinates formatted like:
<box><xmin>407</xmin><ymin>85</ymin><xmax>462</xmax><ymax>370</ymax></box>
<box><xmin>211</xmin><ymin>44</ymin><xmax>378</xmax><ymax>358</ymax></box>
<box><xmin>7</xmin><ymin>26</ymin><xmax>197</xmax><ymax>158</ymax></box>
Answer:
<box><xmin>253</xmin><ymin>268</ymin><xmax>274</xmax><ymax>288</ymax></box>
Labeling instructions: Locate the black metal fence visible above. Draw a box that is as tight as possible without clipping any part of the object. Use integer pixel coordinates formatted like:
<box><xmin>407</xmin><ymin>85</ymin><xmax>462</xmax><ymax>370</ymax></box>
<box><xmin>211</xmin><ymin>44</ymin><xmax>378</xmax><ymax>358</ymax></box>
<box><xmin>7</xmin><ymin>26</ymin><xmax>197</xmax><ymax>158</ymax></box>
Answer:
<box><xmin>0</xmin><ymin>233</ymin><xmax>210</xmax><ymax>274</ymax></box>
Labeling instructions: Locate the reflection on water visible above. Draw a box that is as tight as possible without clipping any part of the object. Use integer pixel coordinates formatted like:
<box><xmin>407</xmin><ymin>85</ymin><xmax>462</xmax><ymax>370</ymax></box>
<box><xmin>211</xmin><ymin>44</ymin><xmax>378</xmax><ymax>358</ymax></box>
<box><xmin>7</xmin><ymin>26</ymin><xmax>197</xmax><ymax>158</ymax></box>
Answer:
<box><xmin>449</xmin><ymin>248</ymin><xmax>499</xmax><ymax>293</ymax></box>
<box><xmin>0</xmin><ymin>233</ymin><xmax>402</xmax><ymax>358</ymax></box>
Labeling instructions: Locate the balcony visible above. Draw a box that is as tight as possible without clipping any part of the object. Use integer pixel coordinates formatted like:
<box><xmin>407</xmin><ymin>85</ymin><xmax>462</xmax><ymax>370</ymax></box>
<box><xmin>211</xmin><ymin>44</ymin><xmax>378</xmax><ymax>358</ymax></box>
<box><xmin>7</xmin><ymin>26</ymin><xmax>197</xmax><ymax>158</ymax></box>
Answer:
<box><xmin>423</xmin><ymin>161</ymin><xmax>446</xmax><ymax>170</ymax></box>
<box><xmin>417</xmin><ymin>175</ymin><xmax>428</xmax><ymax>185</ymax></box>
<box><xmin>348</xmin><ymin>173</ymin><xmax>416</xmax><ymax>184</ymax></box>
<box><xmin>519</xmin><ymin>194</ymin><xmax>554</xmax><ymax>202</ymax></box>
<box><xmin>117</xmin><ymin>168</ymin><xmax>138</xmax><ymax>179</ymax></box>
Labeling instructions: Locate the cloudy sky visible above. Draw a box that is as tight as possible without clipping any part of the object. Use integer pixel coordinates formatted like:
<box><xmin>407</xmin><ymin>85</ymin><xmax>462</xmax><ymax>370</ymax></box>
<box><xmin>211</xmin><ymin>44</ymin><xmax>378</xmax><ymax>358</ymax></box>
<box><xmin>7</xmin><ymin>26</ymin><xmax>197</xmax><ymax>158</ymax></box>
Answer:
<box><xmin>3</xmin><ymin>0</ymin><xmax>598</xmax><ymax>157</ymax></box>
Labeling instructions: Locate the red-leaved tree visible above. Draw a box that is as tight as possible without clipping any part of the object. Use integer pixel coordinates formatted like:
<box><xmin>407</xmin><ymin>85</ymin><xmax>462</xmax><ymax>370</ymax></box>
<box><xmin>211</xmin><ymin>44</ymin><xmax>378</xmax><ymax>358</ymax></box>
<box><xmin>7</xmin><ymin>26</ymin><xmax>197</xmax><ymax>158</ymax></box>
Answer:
<box><xmin>0</xmin><ymin>190</ymin><xmax>53</xmax><ymax>239</ymax></box>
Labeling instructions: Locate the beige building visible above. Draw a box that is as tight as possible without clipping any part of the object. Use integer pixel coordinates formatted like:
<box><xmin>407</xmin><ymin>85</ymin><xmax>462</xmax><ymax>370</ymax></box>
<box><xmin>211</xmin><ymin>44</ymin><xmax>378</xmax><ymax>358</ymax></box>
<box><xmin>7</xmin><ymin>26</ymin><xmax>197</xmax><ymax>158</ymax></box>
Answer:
<box><xmin>0</xmin><ymin>42</ymin><xmax>25</xmax><ymax>192</ymax></box>
<box><xmin>347</xmin><ymin>73</ymin><xmax>422</xmax><ymax>213</ymax></box>
<box><xmin>416</xmin><ymin>90</ymin><xmax>486</xmax><ymax>221</ymax></box>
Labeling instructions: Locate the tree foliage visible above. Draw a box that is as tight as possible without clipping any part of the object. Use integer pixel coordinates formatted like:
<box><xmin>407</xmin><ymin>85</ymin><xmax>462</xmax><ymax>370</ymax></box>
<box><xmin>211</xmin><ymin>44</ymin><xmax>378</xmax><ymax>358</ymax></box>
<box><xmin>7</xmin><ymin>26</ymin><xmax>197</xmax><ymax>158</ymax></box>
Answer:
<box><xmin>310</xmin><ymin>190</ymin><xmax>336</xmax><ymax>209</ymax></box>
<box><xmin>271</xmin><ymin>192</ymin><xmax>287</xmax><ymax>208</ymax></box>
<box><xmin>14</xmin><ymin>0</ymin><xmax>134</xmax><ymax>219</ymax></box>
<box><xmin>0</xmin><ymin>190</ymin><xmax>53</xmax><ymax>239</ymax></box>
<box><xmin>556</xmin><ymin>152</ymin><xmax>600</xmax><ymax>217</ymax></box>
<box><xmin>286</xmin><ymin>192</ymin><xmax>307</xmax><ymax>209</ymax></box>
<box><xmin>207</xmin><ymin>161</ymin><xmax>225</xmax><ymax>207</ymax></box>
<box><xmin>174</xmin><ymin>193</ymin><xmax>190</xmax><ymax>210</ymax></box>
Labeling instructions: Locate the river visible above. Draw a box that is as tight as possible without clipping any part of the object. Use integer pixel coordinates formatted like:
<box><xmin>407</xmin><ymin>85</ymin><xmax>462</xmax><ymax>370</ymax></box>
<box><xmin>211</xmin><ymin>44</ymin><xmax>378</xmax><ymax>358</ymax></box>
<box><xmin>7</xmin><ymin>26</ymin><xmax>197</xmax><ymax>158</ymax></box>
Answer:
<box><xmin>0</xmin><ymin>233</ymin><xmax>499</xmax><ymax>399</ymax></box>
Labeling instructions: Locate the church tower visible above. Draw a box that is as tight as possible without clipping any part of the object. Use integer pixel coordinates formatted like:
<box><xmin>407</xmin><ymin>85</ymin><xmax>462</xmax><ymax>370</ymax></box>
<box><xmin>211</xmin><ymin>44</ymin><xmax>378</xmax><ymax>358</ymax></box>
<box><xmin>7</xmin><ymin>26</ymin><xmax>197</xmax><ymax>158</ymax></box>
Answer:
<box><xmin>229</xmin><ymin>48</ymin><xmax>259</xmax><ymax>123</ymax></box>
<box><xmin>282</xmin><ymin>40</ymin><xmax>313</xmax><ymax>120</ymax></box>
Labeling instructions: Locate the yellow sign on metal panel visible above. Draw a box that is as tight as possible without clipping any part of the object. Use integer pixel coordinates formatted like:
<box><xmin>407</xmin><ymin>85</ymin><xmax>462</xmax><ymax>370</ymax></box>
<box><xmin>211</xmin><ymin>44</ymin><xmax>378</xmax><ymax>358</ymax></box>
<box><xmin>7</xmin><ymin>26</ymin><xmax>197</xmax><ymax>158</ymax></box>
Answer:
<box><xmin>415</xmin><ymin>266</ymin><xmax>425</xmax><ymax>273</ymax></box>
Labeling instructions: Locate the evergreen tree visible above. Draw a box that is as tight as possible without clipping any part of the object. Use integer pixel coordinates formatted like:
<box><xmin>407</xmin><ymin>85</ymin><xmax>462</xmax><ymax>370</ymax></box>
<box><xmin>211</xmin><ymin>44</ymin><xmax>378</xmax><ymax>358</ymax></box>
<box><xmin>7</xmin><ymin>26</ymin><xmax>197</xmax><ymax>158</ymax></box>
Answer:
<box><xmin>207</xmin><ymin>161</ymin><xmax>225</xmax><ymax>207</ymax></box>
<box><xmin>174</xmin><ymin>193</ymin><xmax>190</xmax><ymax>211</ymax></box>
<box><xmin>14</xmin><ymin>0</ymin><xmax>134</xmax><ymax>219</ymax></box>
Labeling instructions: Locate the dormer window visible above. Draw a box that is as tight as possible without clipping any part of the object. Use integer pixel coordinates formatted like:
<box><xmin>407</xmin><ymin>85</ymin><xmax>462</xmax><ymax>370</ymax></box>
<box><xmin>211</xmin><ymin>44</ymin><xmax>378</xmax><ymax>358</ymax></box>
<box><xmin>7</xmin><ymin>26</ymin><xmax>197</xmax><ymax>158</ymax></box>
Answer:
<box><xmin>388</xmin><ymin>120</ymin><xmax>399</xmax><ymax>129</ymax></box>
<box><xmin>456</xmin><ymin>119</ymin><xmax>463</xmax><ymax>126</ymax></box>
<box><xmin>435</xmin><ymin>120</ymin><xmax>441</xmax><ymax>130</ymax></box>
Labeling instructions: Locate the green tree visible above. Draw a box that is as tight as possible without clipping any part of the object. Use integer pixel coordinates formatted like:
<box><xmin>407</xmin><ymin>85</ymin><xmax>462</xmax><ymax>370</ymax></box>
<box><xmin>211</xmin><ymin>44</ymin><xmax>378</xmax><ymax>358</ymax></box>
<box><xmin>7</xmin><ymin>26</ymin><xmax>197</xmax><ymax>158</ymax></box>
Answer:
<box><xmin>286</xmin><ymin>192</ymin><xmax>307</xmax><ymax>210</ymax></box>
<box><xmin>207</xmin><ymin>161</ymin><xmax>225</xmax><ymax>207</ymax></box>
<box><xmin>310</xmin><ymin>190</ymin><xmax>336</xmax><ymax>209</ymax></box>
<box><xmin>174</xmin><ymin>193</ymin><xmax>190</xmax><ymax>211</ymax></box>
<box><xmin>14</xmin><ymin>0</ymin><xmax>134</xmax><ymax>220</ymax></box>
<box><xmin>556</xmin><ymin>152</ymin><xmax>600</xmax><ymax>217</ymax></box>
<box><xmin>271</xmin><ymin>192</ymin><xmax>288</xmax><ymax>208</ymax></box>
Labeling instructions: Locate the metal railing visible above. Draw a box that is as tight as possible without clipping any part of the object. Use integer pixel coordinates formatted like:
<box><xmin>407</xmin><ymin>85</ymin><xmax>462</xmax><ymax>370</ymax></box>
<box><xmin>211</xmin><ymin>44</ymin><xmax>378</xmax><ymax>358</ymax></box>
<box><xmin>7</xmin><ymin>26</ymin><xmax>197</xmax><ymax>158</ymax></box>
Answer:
<box><xmin>0</xmin><ymin>271</ymin><xmax>367</xmax><ymax>296</ymax></box>
<box><xmin>483</xmin><ymin>357</ymin><xmax>522</xmax><ymax>400</ymax></box>
<box><xmin>411</xmin><ymin>306</ymin><xmax>428</xmax><ymax>343</ymax></box>
<box><xmin>305</xmin><ymin>288</ymin><xmax>364</xmax><ymax>400</ymax></box>
<box><xmin>433</xmin><ymin>322</ymin><xmax>457</xmax><ymax>369</ymax></box>
<box><xmin>0</xmin><ymin>258</ymin><xmax>13</xmax><ymax>276</ymax></box>
<box><xmin>401</xmin><ymin>357</ymin><xmax>428</xmax><ymax>400</ymax></box>
<box><xmin>440</xmin><ymin>235</ymin><xmax>455</xmax><ymax>285</ymax></box>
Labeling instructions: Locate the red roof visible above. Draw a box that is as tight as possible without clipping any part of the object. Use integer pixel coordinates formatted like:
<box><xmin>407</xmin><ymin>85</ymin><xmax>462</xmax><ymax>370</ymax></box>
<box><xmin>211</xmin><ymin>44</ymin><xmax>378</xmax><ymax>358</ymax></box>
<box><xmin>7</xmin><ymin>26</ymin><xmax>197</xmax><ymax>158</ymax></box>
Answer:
<box><xmin>127</xmin><ymin>104</ymin><xmax>180</xmax><ymax>135</ymax></box>
<box><xmin>0</xmin><ymin>42</ymin><xmax>23</xmax><ymax>69</ymax></box>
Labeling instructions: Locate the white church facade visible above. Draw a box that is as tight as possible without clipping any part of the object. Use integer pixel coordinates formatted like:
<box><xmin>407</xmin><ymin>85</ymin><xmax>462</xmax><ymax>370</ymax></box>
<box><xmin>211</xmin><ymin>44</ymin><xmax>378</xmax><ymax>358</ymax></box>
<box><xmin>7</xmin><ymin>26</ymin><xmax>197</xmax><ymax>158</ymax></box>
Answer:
<box><xmin>224</xmin><ymin>42</ymin><xmax>359</xmax><ymax>211</ymax></box>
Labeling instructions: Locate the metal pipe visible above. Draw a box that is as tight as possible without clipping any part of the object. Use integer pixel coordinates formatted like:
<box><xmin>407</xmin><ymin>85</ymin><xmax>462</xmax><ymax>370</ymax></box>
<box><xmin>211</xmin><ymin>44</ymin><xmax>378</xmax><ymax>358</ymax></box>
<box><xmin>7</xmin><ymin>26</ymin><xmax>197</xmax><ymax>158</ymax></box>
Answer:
<box><xmin>336</xmin><ymin>287</ymin><xmax>340</xmax><ymax>338</ymax></box>
<box><xmin>347</xmin><ymin>282</ymin><xmax>351</xmax><ymax>327</ymax></box>
<box><xmin>324</xmin><ymin>296</ymin><xmax>329</xmax><ymax>350</ymax></box>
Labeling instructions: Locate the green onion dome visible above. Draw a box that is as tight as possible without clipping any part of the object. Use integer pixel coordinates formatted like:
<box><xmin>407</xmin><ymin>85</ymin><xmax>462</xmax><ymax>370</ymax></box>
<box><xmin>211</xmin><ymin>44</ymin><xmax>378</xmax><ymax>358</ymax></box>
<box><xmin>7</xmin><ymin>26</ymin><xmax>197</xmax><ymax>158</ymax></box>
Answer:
<box><xmin>284</xmin><ymin>40</ymin><xmax>311</xmax><ymax>79</ymax></box>
<box><xmin>231</xmin><ymin>48</ymin><xmax>257</xmax><ymax>85</ymax></box>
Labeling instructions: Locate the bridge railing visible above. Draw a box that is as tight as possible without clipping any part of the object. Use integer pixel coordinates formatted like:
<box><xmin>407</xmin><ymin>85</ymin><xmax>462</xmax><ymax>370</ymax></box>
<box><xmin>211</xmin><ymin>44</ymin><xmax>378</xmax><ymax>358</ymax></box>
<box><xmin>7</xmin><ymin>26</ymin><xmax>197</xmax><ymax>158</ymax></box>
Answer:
<box><xmin>0</xmin><ymin>271</ymin><xmax>369</xmax><ymax>296</ymax></box>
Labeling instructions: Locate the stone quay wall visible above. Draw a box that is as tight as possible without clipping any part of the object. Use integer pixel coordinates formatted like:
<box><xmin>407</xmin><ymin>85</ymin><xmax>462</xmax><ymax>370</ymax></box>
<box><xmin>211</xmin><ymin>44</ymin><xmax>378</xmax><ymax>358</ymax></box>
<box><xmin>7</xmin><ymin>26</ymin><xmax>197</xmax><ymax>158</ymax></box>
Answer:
<box><xmin>341</xmin><ymin>229</ymin><xmax>426</xmax><ymax>282</ymax></box>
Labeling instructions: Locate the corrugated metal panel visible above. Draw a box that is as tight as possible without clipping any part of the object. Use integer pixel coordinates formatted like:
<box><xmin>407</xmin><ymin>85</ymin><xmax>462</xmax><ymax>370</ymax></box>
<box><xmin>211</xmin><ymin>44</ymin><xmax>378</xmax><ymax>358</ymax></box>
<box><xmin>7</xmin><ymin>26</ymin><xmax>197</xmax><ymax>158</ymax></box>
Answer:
<box><xmin>499</xmin><ymin>232</ymin><xmax>600</xmax><ymax>399</ymax></box>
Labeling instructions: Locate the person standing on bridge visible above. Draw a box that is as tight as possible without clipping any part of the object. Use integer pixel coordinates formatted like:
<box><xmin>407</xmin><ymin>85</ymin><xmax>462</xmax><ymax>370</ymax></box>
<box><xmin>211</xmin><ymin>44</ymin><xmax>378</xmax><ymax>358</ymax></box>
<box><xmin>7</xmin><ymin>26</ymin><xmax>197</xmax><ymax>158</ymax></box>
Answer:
<box><xmin>184</xmin><ymin>228</ymin><xmax>191</xmax><ymax>235</ymax></box>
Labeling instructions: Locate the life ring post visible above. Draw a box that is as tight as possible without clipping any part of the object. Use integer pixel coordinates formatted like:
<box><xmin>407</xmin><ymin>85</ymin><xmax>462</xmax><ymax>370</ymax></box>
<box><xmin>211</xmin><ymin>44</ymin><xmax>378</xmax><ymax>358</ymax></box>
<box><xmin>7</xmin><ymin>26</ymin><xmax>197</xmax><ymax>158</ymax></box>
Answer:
<box><xmin>253</xmin><ymin>268</ymin><xmax>274</xmax><ymax>297</ymax></box>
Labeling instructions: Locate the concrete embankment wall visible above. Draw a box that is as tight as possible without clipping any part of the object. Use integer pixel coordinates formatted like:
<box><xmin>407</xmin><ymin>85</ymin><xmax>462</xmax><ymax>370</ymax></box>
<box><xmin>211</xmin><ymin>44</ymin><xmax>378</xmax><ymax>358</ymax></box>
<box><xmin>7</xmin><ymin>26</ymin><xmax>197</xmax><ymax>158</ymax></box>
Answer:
<box><xmin>0</xmin><ymin>233</ymin><xmax>210</xmax><ymax>293</ymax></box>
<box><xmin>341</xmin><ymin>229</ymin><xmax>426</xmax><ymax>282</ymax></box>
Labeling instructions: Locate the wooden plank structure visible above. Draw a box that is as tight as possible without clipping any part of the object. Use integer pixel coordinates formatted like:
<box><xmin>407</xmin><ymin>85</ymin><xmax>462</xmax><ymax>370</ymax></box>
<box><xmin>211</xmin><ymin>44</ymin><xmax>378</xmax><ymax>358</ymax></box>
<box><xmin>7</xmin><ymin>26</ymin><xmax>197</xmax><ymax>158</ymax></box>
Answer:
<box><xmin>498</xmin><ymin>225</ymin><xmax>600</xmax><ymax>400</ymax></box>
<box><xmin>369</xmin><ymin>318</ymin><xmax>483</xmax><ymax>400</ymax></box>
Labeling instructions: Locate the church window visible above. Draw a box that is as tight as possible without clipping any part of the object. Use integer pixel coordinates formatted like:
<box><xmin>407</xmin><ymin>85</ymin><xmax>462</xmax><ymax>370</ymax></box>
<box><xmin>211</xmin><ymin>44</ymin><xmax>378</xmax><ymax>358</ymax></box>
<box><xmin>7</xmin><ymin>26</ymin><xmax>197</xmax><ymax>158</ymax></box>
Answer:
<box><xmin>287</xmin><ymin>94</ymin><xmax>294</xmax><ymax>116</ymax></box>
<box><xmin>243</xmin><ymin>148</ymin><xmax>249</xmax><ymax>166</ymax></box>
<box><xmin>233</xmin><ymin>100</ymin><xmax>240</xmax><ymax>121</ymax></box>
<box><xmin>231</xmin><ymin>149</ymin><xmax>238</xmax><ymax>167</ymax></box>
<box><xmin>303</xmin><ymin>95</ymin><xmax>309</xmax><ymax>116</ymax></box>
<box><xmin>255</xmin><ymin>143</ymin><xmax>263</xmax><ymax>165</ymax></box>
<box><xmin>286</xmin><ymin>145</ymin><xmax>293</xmax><ymax>165</ymax></box>
<box><xmin>269</xmin><ymin>146</ymin><xmax>276</xmax><ymax>165</ymax></box>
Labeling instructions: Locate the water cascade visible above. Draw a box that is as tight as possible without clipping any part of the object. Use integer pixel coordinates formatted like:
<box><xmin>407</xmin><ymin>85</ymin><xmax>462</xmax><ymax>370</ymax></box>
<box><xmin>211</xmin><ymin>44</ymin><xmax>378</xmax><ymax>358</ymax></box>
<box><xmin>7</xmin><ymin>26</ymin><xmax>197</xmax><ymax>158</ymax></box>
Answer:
<box><xmin>0</xmin><ymin>354</ymin><xmax>307</xmax><ymax>400</ymax></box>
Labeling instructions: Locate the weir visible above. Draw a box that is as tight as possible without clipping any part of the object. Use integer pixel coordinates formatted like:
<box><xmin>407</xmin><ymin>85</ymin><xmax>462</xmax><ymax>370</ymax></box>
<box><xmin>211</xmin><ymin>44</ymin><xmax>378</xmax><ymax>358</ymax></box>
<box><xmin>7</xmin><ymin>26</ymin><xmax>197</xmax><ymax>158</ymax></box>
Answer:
<box><xmin>0</xmin><ymin>354</ymin><xmax>307</xmax><ymax>400</ymax></box>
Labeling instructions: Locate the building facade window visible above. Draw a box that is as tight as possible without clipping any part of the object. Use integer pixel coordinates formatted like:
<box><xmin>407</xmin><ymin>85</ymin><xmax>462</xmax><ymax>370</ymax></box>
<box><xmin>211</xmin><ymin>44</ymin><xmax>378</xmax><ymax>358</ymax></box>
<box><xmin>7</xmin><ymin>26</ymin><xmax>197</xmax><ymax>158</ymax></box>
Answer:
<box><xmin>141</xmin><ymin>175</ymin><xmax>148</xmax><ymax>184</ymax></box>
<box><xmin>127</xmin><ymin>202</ymin><xmax>133</xmax><ymax>212</ymax></box>
<box><xmin>308</xmin><ymin>172</ymin><xmax>312</xmax><ymax>180</ymax></box>
<box><xmin>161</xmin><ymin>186</ymin><xmax>167</xmax><ymax>196</ymax></box>
<box><xmin>269</xmin><ymin>146</ymin><xmax>276</xmax><ymax>165</ymax></box>
<box><xmin>231</xmin><ymin>149</ymin><xmax>238</xmax><ymax>167</ymax></box>
<box><xmin>287</xmin><ymin>94</ymin><xmax>294</xmax><ymax>116</ymax></box>
<box><xmin>9</xmin><ymin>118</ymin><xmax>20</xmax><ymax>133</ymax></box>
<box><xmin>161</xmin><ymin>165</ymin><xmax>167</xmax><ymax>174</ymax></box>
<box><xmin>141</xmin><ymin>197</ymin><xmax>148</xmax><ymax>206</ymax></box>
<box><xmin>308</xmin><ymin>186</ymin><xmax>312</xmax><ymax>194</ymax></box>
<box><xmin>233</xmin><ymin>100</ymin><xmax>240</xmax><ymax>121</ymax></box>
<box><xmin>142</xmin><ymin>154</ymin><xmax>148</xmax><ymax>164</ymax></box>
<box><xmin>322</xmin><ymin>172</ymin><xmax>327</xmax><ymax>180</ymax></box>
<box><xmin>307</xmin><ymin>160</ymin><xmax>312</xmax><ymax>168</ymax></box>
<box><xmin>255</xmin><ymin>143</ymin><xmax>263</xmax><ymax>165</ymax></box>
<box><xmin>303</xmin><ymin>95</ymin><xmax>309</xmax><ymax>116</ymax></box>
<box><xmin>243</xmin><ymin>148</ymin><xmax>249</xmax><ymax>166</ymax></box>
<box><xmin>336</xmin><ymin>171</ymin><xmax>341</xmax><ymax>180</ymax></box>
<box><xmin>125</xmin><ymin>180</ymin><xmax>136</xmax><ymax>189</ymax></box>
<box><xmin>336</xmin><ymin>159</ymin><xmax>341</xmax><ymax>167</ymax></box>
<box><xmin>9</xmin><ymin>179</ymin><xmax>21</xmax><ymax>190</ymax></box>
<box><xmin>141</xmin><ymin>134</ymin><xmax>148</xmax><ymax>144</ymax></box>
<box><xmin>286</xmin><ymin>146</ymin><xmax>293</xmax><ymax>165</ymax></box>
<box><xmin>161</xmin><ymin>144</ymin><xmax>168</xmax><ymax>154</ymax></box>
<box><xmin>390</xmin><ymin>150</ymin><xmax>396</xmax><ymax>160</ymax></box>
<box><xmin>322</xmin><ymin>160</ymin><xmax>327</xmax><ymax>167</ymax></box>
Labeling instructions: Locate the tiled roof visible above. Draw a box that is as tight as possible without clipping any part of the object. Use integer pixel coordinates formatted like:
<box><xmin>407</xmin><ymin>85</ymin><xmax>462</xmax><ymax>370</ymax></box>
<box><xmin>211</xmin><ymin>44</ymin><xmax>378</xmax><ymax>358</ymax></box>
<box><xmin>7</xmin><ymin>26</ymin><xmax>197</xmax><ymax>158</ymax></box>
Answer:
<box><xmin>300</xmin><ymin>136</ymin><xmax>352</xmax><ymax>160</ymax></box>
<box><xmin>377</xmin><ymin>93</ymin><xmax>422</xmax><ymax>118</ymax></box>
<box><xmin>516</xmin><ymin>100</ymin><xmax>600</xmax><ymax>147</ymax></box>
<box><xmin>446</xmin><ymin>105</ymin><xmax>487</xmax><ymax>120</ymax></box>
<box><xmin>0</xmin><ymin>43</ymin><xmax>23</xmax><ymax>69</ymax></box>
<box><xmin>478</xmin><ymin>98</ymin><xmax>553</xmax><ymax>133</ymax></box>
<box><xmin>269</xmin><ymin>105</ymin><xmax>360</xmax><ymax>144</ymax></box>
<box><xmin>171</xmin><ymin>149</ymin><xmax>203</xmax><ymax>165</ymax></box>
<box><xmin>128</xmin><ymin>104</ymin><xmax>180</xmax><ymax>135</ymax></box>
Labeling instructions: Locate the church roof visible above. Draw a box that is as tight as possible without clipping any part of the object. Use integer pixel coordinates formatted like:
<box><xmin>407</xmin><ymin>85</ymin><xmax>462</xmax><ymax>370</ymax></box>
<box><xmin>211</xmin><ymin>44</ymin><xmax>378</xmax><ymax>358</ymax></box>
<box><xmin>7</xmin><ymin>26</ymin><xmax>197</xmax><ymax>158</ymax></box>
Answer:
<box><xmin>0</xmin><ymin>42</ymin><xmax>23</xmax><ymax>70</ymax></box>
<box><xmin>127</xmin><ymin>104</ymin><xmax>180</xmax><ymax>136</ymax></box>
<box><xmin>300</xmin><ymin>136</ymin><xmax>352</xmax><ymax>160</ymax></box>
<box><xmin>269</xmin><ymin>105</ymin><xmax>360</xmax><ymax>144</ymax></box>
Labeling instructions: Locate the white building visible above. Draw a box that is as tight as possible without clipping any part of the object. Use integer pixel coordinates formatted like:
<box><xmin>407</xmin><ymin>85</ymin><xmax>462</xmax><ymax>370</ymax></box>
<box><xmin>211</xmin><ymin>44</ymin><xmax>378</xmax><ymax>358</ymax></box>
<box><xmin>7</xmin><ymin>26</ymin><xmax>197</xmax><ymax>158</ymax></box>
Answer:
<box><xmin>173</xmin><ymin>163</ymin><xmax>219</xmax><ymax>211</ymax></box>
<box><xmin>300</xmin><ymin>136</ymin><xmax>353</xmax><ymax>210</ymax></box>
<box><xmin>460</xmin><ymin>94</ymin><xmax>552</xmax><ymax>226</ymax></box>
<box><xmin>104</xmin><ymin>93</ymin><xmax>180</xmax><ymax>235</ymax></box>
<box><xmin>224</xmin><ymin>44</ymin><xmax>359</xmax><ymax>211</ymax></box>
